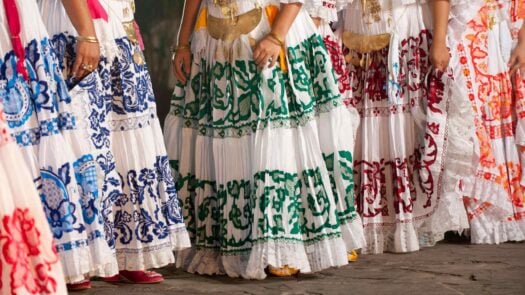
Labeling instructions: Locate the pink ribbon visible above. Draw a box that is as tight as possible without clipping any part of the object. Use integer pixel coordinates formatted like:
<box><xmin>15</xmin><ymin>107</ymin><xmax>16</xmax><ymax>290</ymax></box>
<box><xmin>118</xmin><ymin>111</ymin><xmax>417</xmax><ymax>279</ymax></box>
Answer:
<box><xmin>133</xmin><ymin>21</ymin><xmax>145</xmax><ymax>51</ymax></box>
<box><xmin>87</xmin><ymin>0</ymin><xmax>108</xmax><ymax>21</ymax></box>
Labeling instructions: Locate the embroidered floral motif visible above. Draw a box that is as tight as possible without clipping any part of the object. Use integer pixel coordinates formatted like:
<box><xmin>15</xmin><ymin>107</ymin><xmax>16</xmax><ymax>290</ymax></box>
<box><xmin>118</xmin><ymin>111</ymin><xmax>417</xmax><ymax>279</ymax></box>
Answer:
<box><xmin>0</xmin><ymin>208</ymin><xmax>60</xmax><ymax>294</ymax></box>
<box><xmin>110</xmin><ymin>38</ymin><xmax>155</xmax><ymax>115</ymax></box>
<box><xmin>169</xmin><ymin>32</ymin><xmax>351</xmax><ymax>257</ymax></box>
<box><xmin>458</xmin><ymin>1</ymin><xmax>525</xmax><ymax>242</ymax></box>
<box><xmin>39</xmin><ymin>164</ymin><xmax>85</xmax><ymax>239</ymax></box>
<box><xmin>323</xmin><ymin>35</ymin><xmax>352</xmax><ymax>99</ymax></box>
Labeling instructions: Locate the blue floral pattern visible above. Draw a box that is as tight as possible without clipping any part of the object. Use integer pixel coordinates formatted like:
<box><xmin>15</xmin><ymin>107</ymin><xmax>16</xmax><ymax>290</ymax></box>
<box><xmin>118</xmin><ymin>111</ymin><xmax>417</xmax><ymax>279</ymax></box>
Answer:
<box><xmin>49</xmin><ymin>33</ymin><xmax>123</xmax><ymax>251</ymax></box>
<box><xmin>49</xmin><ymin>33</ymin><xmax>188</xmax><ymax>268</ymax></box>
<box><xmin>1</xmin><ymin>36</ymin><xmax>113</xmax><ymax>274</ymax></box>
<box><xmin>39</xmin><ymin>164</ymin><xmax>84</xmax><ymax>239</ymax></box>
<box><xmin>110</xmin><ymin>38</ymin><xmax>155</xmax><ymax>115</ymax></box>
<box><xmin>104</xmin><ymin>36</ymin><xmax>189</xmax><ymax>268</ymax></box>
<box><xmin>73</xmin><ymin>154</ymin><xmax>100</xmax><ymax>224</ymax></box>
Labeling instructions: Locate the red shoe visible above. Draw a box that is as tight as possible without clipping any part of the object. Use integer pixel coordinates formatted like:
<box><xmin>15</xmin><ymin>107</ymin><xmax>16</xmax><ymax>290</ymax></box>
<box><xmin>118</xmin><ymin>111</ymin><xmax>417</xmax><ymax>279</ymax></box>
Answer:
<box><xmin>107</xmin><ymin>270</ymin><xmax>164</xmax><ymax>284</ymax></box>
<box><xmin>67</xmin><ymin>279</ymin><xmax>91</xmax><ymax>291</ymax></box>
<box><xmin>100</xmin><ymin>274</ymin><xmax>122</xmax><ymax>283</ymax></box>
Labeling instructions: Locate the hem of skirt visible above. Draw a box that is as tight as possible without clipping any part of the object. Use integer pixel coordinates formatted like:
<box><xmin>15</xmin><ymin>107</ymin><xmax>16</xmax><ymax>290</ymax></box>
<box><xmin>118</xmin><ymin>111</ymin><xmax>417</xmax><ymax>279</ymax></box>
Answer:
<box><xmin>245</xmin><ymin>235</ymin><xmax>348</xmax><ymax>279</ymax></box>
<box><xmin>469</xmin><ymin>218</ymin><xmax>525</xmax><ymax>244</ymax></box>
<box><xmin>169</xmin><ymin>226</ymin><xmax>192</xmax><ymax>250</ymax></box>
<box><xmin>115</xmin><ymin>243</ymin><xmax>175</xmax><ymax>271</ymax></box>
<box><xmin>340</xmin><ymin>217</ymin><xmax>367</xmax><ymax>251</ymax></box>
<box><xmin>465</xmin><ymin>175</ymin><xmax>525</xmax><ymax>244</ymax></box>
<box><xmin>58</xmin><ymin>239</ymin><xmax>119</xmax><ymax>283</ymax></box>
<box><xmin>360</xmin><ymin>217</ymin><xmax>468</xmax><ymax>255</ymax></box>
<box><xmin>175</xmin><ymin>247</ymin><xmax>251</xmax><ymax>278</ymax></box>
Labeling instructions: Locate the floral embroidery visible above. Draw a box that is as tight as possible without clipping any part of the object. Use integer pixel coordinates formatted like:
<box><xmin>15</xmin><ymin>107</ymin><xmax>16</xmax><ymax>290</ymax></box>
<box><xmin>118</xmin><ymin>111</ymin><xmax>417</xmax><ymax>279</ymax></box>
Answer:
<box><xmin>39</xmin><ymin>164</ymin><xmax>85</xmax><ymax>239</ymax></box>
<box><xmin>0</xmin><ymin>208</ymin><xmax>60</xmax><ymax>294</ymax></box>
<box><xmin>459</xmin><ymin>1</ymin><xmax>525</xmax><ymax>239</ymax></box>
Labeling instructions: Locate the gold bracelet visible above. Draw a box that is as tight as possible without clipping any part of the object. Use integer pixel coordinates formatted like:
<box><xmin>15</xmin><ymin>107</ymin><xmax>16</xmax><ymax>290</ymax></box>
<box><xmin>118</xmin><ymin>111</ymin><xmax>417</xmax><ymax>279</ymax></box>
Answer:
<box><xmin>171</xmin><ymin>44</ymin><xmax>190</xmax><ymax>53</ymax></box>
<box><xmin>76</xmin><ymin>35</ymin><xmax>99</xmax><ymax>43</ymax></box>
<box><xmin>266</xmin><ymin>36</ymin><xmax>281</xmax><ymax>47</ymax></box>
<box><xmin>268</xmin><ymin>32</ymin><xmax>284</xmax><ymax>47</ymax></box>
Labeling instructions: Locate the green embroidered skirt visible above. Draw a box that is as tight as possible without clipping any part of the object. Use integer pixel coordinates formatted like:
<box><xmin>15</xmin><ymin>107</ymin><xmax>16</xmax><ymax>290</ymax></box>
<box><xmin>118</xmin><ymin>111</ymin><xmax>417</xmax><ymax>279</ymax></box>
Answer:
<box><xmin>164</xmin><ymin>0</ymin><xmax>364</xmax><ymax>279</ymax></box>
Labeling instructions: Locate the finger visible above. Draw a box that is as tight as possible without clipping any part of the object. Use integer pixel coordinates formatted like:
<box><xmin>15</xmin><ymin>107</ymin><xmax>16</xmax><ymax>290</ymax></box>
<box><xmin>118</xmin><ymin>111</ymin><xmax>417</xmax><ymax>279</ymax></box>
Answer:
<box><xmin>508</xmin><ymin>52</ymin><xmax>518</xmax><ymax>68</ymax></box>
<box><xmin>511</xmin><ymin>62</ymin><xmax>525</xmax><ymax>77</ymax></box>
<box><xmin>510</xmin><ymin>64</ymin><xmax>519</xmax><ymax>77</ymax></box>
<box><xmin>72</xmin><ymin>56</ymin><xmax>84</xmax><ymax>78</ymax></box>
<box><xmin>432</xmin><ymin>60</ymin><xmax>442</xmax><ymax>71</ymax></box>
<box><xmin>78</xmin><ymin>66</ymin><xmax>89</xmax><ymax>79</ymax></box>
<box><xmin>258</xmin><ymin>54</ymin><xmax>269</xmax><ymax>68</ymax></box>
<box><xmin>86</xmin><ymin>58</ymin><xmax>97</xmax><ymax>74</ymax></box>
<box><xmin>174</xmin><ymin>57</ymin><xmax>187</xmax><ymax>83</ymax></box>
<box><xmin>172</xmin><ymin>58</ymin><xmax>178</xmax><ymax>77</ymax></box>
<box><xmin>438</xmin><ymin>59</ymin><xmax>448</xmax><ymax>71</ymax></box>
<box><xmin>255</xmin><ymin>51</ymin><xmax>267</xmax><ymax>67</ymax></box>
<box><xmin>253</xmin><ymin>47</ymin><xmax>261</xmax><ymax>62</ymax></box>
<box><xmin>269</xmin><ymin>52</ymin><xmax>278</xmax><ymax>68</ymax></box>
<box><xmin>183</xmin><ymin>55</ymin><xmax>191</xmax><ymax>76</ymax></box>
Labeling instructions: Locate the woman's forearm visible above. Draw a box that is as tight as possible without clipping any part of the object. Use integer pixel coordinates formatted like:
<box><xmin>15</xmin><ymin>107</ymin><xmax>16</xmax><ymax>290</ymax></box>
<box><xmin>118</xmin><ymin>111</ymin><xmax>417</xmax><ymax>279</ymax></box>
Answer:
<box><xmin>177</xmin><ymin>0</ymin><xmax>203</xmax><ymax>45</ymax></box>
<box><xmin>61</xmin><ymin>0</ymin><xmax>97</xmax><ymax>37</ymax></box>
<box><xmin>271</xmin><ymin>3</ymin><xmax>303</xmax><ymax>40</ymax></box>
<box><xmin>431</xmin><ymin>0</ymin><xmax>450</xmax><ymax>43</ymax></box>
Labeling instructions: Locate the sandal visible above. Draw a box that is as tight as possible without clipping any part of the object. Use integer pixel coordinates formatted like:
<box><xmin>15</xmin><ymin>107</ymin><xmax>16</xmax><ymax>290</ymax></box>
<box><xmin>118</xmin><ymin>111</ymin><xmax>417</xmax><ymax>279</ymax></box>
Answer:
<box><xmin>119</xmin><ymin>270</ymin><xmax>164</xmax><ymax>284</ymax></box>
<box><xmin>348</xmin><ymin>250</ymin><xmax>359</xmax><ymax>262</ymax></box>
<box><xmin>67</xmin><ymin>279</ymin><xmax>91</xmax><ymax>291</ymax></box>
<box><xmin>267</xmin><ymin>265</ymin><xmax>300</xmax><ymax>277</ymax></box>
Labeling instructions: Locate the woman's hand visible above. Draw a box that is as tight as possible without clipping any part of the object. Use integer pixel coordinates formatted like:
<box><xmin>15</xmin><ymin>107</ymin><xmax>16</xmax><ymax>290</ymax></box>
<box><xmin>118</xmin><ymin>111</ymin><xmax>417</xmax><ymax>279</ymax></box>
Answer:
<box><xmin>72</xmin><ymin>40</ymin><xmax>100</xmax><ymax>79</ymax></box>
<box><xmin>253</xmin><ymin>36</ymin><xmax>281</xmax><ymax>68</ymax></box>
<box><xmin>172</xmin><ymin>47</ymin><xmax>191</xmax><ymax>84</ymax></box>
<box><xmin>429</xmin><ymin>39</ymin><xmax>450</xmax><ymax>71</ymax></box>
<box><xmin>60</xmin><ymin>0</ymin><xmax>100</xmax><ymax>79</ymax></box>
<box><xmin>509</xmin><ymin>41</ymin><xmax>525</xmax><ymax>76</ymax></box>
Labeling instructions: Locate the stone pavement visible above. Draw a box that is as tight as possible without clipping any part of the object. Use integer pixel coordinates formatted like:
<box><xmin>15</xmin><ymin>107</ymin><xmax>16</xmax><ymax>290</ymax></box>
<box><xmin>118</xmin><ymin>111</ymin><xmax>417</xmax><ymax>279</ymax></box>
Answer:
<box><xmin>85</xmin><ymin>242</ymin><xmax>525</xmax><ymax>295</ymax></box>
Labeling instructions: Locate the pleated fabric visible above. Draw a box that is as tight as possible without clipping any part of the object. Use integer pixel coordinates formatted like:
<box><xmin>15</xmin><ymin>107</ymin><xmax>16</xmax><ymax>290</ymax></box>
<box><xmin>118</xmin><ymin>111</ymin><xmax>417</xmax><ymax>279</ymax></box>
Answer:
<box><xmin>38</xmin><ymin>0</ymin><xmax>191</xmax><ymax>272</ymax></box>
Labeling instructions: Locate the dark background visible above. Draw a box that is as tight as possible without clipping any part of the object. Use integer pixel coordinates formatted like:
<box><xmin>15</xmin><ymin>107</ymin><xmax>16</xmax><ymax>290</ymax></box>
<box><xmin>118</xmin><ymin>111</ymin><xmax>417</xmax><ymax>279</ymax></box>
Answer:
<box><xmin>135</xmin><ymin>0</ymin><xmax>184</xmax><ymax>124</ymax></box>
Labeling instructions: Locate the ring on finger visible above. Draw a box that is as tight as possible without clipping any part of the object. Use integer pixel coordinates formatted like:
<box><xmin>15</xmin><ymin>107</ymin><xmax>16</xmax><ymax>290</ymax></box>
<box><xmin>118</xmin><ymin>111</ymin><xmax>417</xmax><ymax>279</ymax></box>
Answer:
<box><xmin>81</xmin><ymin>63</ymin><xmax>94</xmax><ymax>72</ymax></box>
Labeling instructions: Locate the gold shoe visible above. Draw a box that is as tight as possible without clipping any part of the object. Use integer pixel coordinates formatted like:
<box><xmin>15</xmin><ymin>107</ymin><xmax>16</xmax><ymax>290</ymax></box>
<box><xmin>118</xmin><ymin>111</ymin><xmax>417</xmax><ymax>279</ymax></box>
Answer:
<box><xmin>348</xmin><ymin>250</ymin><xmax>359</xmax><ymax>262</ymax></box>
<box><xmin>267</xmin><ymin>265</ymin><xmax>300</xmax><ymax>277</ymax></box>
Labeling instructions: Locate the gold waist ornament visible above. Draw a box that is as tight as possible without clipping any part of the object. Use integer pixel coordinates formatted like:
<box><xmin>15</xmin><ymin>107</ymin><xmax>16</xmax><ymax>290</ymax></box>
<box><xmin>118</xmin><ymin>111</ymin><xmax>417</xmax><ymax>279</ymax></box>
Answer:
<box><xmin>342</xmin><ymin>31</ymin><xmax>391</xmax><ymax>68</ymax></box>
<box><xmin>207</xmin><ymin>7</ymin><xmax>262</xmax><ymax>41</ymax></box>
<box><xmin>342</xmin><ymin>31</ymin><xmax>390</xmax><ymax>54</ymax></box>
<box><xmin>122</xmin><ymin>20</ymin><xmax>145</xmax><ymax>65</ymax></box>
<box><xmin>122</xmin><ymin>20</ymin><xmax>139</xmax><ymax>44</ymax></box>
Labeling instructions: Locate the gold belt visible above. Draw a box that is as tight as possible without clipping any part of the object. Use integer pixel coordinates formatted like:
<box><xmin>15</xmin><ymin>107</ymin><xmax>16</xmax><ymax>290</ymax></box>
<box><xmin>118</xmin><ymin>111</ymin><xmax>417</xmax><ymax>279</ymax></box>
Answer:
<box><xmin>122</xmin><ymin>20</ymin><xmax>139</xmax><ymax>44</ymax></box>
<box><xmin>122</xmin><ymin>20</ymin><xmax>145</xmax><ymax>65</ymax></box>
<box><xmin>207</xmin><ymin>7</ymin><xmax>262</xmax><ymax>41</ymax></box>
<box><xmin>342</xmin><ymin>31</ymin><xmax>390</xmax><ymax>54</ymax></box>
<box><xmin>342</xmin><ymin>32</ymin><xmax>391</xmax><ymax>68</ymax></box>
